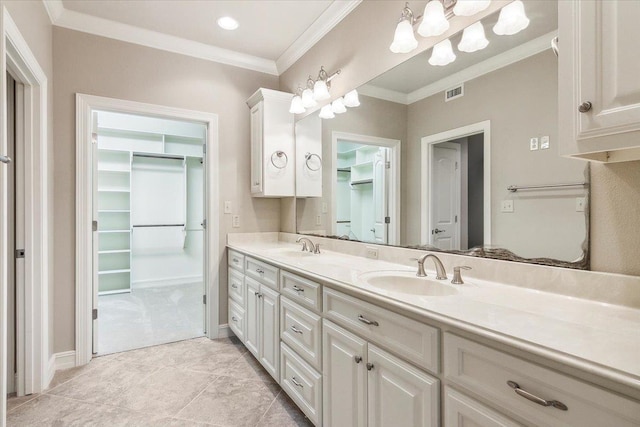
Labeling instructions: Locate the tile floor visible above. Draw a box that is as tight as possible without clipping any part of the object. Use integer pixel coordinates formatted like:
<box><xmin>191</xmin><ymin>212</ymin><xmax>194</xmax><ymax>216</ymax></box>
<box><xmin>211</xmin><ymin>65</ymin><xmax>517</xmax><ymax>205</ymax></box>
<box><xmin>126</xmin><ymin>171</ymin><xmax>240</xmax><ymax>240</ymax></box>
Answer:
<box><xmin>6</xmin><ymin>337</ymin><xmax>313</xmax><ymax>426</ymax></box>
<box><xmin>98</xmin><ymin>282</ymin><xmax>204</xmax><ymax>354</ymax></box>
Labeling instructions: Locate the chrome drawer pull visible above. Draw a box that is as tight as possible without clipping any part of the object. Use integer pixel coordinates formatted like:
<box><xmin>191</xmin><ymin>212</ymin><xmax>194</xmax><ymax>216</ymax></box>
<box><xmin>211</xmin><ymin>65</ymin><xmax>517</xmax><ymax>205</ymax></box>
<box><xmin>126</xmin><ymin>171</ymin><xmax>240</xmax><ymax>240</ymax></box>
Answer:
<box><xmin>358</xmin><ymin>315</ymin><xmax>379</xmax><ymax>326</ymax></box>
<box><xmin>232</xmin><ymin>258</ymin><xmax>239</xmax><ymax>263</ymax></box>
<box><xmin>292</xmin><ymin>285</ymin><xmax>305</xmax><ymax>293</ymax></box>
<box><xmin>290</xmin><ymin>325</ymin><xmax>303</xmax><ymax>334</ymax></box>
<box><xmin>354</xmin><ymin>356</ymin><xmax>362</xmax><ymax>364</ymax></box>
<box><xmin>231</xmin><ymin>316</ymin><xmax>238</xmax><ymax>322</ymax></box>
<box><xmin>507</xmin><ymin>381</ymin><xmax>568</xmax><ymax>411</ymax></box>
<box><xmin>256</xmin><ymin>268</ymin><xmax>264</xmax><ymax>274</ymax></box>
<box><xmin>291</xmin><ymin>377</ymin><xmax>303</xmax><ymax>388</ymax></box>
<box><xmin>231</xmin><ymin>284</ymin><xmax>238</xmax><ymax>289</ymax></box>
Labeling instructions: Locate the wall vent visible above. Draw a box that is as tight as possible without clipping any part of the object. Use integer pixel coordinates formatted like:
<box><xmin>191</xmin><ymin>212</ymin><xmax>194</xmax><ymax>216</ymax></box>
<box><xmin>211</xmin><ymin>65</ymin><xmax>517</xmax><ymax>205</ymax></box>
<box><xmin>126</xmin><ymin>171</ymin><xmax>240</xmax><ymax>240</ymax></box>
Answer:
<box><xmin>445</xmin><ymin>84</ymin><xmax>464</xmax><ymax>102</ymax></box>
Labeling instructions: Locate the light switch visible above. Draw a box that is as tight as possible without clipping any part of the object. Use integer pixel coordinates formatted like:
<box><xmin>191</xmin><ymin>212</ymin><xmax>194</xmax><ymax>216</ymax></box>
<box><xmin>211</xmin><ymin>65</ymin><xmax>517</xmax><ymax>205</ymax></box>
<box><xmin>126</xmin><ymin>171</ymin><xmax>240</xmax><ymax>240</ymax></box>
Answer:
<box><xmin>316</xmin><ymin>215</ymin><xmax>322</xmax><ymax>226</ymax></box>
<box><xmin>322</xmin><ymin>202</ymin><xmax>328</xmax><ymax>214</ymax></box>
<box><xmin>576</xmin><ymin>197</ymin><xmax>586</xmax><ymax>212</ymax></box>
<box><xmin>232</xmin><ymin>215</ymin><xmax>240</xmax><ymax>228</ymax></box>
<box><xmin>501</xmin><ymin>200</ymin><xmax>514</xmax><ymax>213</ymax></box>
<box><xmin>540</xmin><ymin>135</ymin><xmax>550</xmax><ymax>149</ymax></box>
<box><xmin>224</xmin><ymin>201</ymin><xmax>232</xmax><ymax>214</ymax></box>
<box><xmin>529</xmin><ymin>137</ymin><xmax>539</xmax><ymax>151</ymax></box>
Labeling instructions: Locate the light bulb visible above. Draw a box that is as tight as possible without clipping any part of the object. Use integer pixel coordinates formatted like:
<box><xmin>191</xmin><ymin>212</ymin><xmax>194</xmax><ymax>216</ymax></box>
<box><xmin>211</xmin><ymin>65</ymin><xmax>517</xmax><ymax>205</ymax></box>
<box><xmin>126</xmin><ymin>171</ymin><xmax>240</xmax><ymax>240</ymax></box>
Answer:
<box><xmin>313</xmin><ymin>79</ymin><xmax>330</xmax><ymax>101</ymax></box>
<box><xmin>493</xmin><ymin>0</ymin><xmax>529</xmax><ymax>36</ymax></box>
<box><xmin>289</xmin><ymin>95</ymin><xmax>305</xmax><ymax>114</ymax></box>
<box><xmin>301</xmin><ymin>88</ymin><xmax>317</xmax><ymax>108</ymax></box>
<box><xmin>418</xmin><ymin>1</ymin><xmax>449</xmax><ymax>38</ymax></box>
<box><xmin>319</xmin><ymin>104</ymin><xmax>335</xmax><ymax>119</ymax></box>
<box><xmin>453</xmin><ymin>0</ymin><xmax>491</xmax><ymax>17</ymax></box>
<box><xmin>343</xmin><ymin>90</ymin><xmax>360</xmax><ymax>107</ymax></box>
<box><xmin>458</xmin><ymin>22</ymin><xmax>489</xmax><ymax>53</ymax></box>
<box><xmin>429</xmin><ymin>39</ymin><xmax>456</xmax><ymax>66</ymax></box>
<box><xmin>390</xmin><ymin>20</ymin><xmax>418</xmax><ymax>53</ymax></box>
<box><xmin>331</xmin><ymin>98</ymin><xmax>347</xmax><ymax>114</ymax></box>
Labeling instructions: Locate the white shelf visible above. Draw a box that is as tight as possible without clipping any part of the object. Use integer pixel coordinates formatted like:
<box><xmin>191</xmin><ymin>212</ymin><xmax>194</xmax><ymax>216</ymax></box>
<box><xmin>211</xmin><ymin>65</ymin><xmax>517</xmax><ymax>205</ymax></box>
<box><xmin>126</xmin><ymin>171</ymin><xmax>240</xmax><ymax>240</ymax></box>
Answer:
<box><xmin>98</xmin><ymin>209</ymin><xmax>130</xmax><ymax>213</ymax></box>
<box><xmin>98</xmin><ymin>229</ymin><xmax>130</xmax><ymax>234</ymax></box>
<box><xmin>98</xmin><ymin>188</ymin><xmax>130</xmax><ymax>193</ymax></box>
<box><xmin>98</xmin><ymin>249</ymin><xmax>131</xmax><ymax>254</ymax></box>
<box><xmin>97</xmin><ymin>168</ymin><xmax>130</xmax><ymax>173</ymax></box>
<box><xmin>98</xmin><ymin>268</ymin><xmax>131</xmax><ymax>275</ymax></box>
<box><xmin>98</xmin><ymin>289</ymin><xmax>132</xmax><ymax>296</ymax></box>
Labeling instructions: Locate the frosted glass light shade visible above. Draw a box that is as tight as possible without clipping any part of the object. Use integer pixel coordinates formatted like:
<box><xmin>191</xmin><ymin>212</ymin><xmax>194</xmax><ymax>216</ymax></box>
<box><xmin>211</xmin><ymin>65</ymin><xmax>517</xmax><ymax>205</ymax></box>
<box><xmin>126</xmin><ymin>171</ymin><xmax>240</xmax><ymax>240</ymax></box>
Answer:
<box><xmin>343</xmin><ymin>89</ymin><xmax>360</xmax><ymax>107</ymax></box>
<box><xmin>331</xmin><ymin>98</ymin><xmax>347</xmax><ymax>114</ymax></box>
<box><xmin>301</xmin><ymin>88</ymin><xmax>317</xmax><ymax>108</ymax></box>
<box><xmin>453</xmin><ymin>0</ymin><xmax>491</xmax><ymax>17</ymax></box>
<box><xmin>418</xmin><ymin>1</ymin><xmax>450</xmax><ymax>38</ymax></box>
<box><xmin>313</xmin><ymin>80</ymin><xmax>331</xmax><ymax>101</ymax></box>
<box><xmin>289</xmin><ymin>95</ymin><xmax>305</xmax><ymax>114</ymax></box>
<box><xmin>429</xmin><ymin>39</ymin><xmax>456</xmax><ymax>66</ymax></box>
<box><xmin>390</xmin><ymin>20</ymin><xmax>418</xmax><ymax>53</ymax></box>
<box><xmin>493</xmin><ymin>0</ymin><xmax>530</xmax><ymax>36</ymax></box>
<box><xmin>458</xmin><ymin>22</ymin><xmax>489</xmax><ymax>53</ymax></box>
<box><xmin>319</xmin><ymin>104</ymin><xmax>335</xmax><ymax>119</ymax></box>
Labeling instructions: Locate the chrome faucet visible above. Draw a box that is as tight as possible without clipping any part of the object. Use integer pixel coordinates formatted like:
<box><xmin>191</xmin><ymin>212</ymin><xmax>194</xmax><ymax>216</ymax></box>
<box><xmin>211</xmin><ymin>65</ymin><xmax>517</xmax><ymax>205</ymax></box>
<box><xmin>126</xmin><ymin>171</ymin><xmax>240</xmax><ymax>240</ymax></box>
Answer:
<box><xmin>296</xmin><ymin>237</ymin><xmax>320</xmax><ymax>254</ymax></box>
<box><xmin>416</xmin><ymin>254</ymin><xmax>447</xmax><ymax>280</ymax></box>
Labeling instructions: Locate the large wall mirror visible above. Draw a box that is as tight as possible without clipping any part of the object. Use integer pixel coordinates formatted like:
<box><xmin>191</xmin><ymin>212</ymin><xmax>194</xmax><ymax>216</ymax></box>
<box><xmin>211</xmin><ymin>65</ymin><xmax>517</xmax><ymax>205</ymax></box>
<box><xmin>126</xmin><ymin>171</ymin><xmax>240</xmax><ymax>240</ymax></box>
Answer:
<box><xmin>295</xmin><ymin>0</ymin><xmax>590</xmax><ymax>268</ymax></box>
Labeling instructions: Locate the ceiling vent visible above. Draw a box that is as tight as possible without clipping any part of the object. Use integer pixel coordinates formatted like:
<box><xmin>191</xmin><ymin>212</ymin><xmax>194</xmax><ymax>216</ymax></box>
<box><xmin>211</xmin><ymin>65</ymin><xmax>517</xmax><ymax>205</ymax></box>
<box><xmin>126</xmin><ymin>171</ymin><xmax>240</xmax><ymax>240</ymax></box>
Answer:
<box><xmin>445</xmin><ymin>84</ymin><xmax>464</xmax><ymax>102</ymax></box>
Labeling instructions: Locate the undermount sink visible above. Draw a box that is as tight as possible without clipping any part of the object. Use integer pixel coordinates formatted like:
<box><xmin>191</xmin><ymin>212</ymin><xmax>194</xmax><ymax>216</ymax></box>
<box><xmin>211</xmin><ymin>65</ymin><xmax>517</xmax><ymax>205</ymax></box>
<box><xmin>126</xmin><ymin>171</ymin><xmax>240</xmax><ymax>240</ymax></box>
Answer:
<box><xmin>273</xmin><ymin>248</ymin><xmax>314</xmax><ymax>259</ymax></box>
<box><xmin>357</xmin><ymin>271</ymin><xmax>458</xmax><ymax>296</ymax></box>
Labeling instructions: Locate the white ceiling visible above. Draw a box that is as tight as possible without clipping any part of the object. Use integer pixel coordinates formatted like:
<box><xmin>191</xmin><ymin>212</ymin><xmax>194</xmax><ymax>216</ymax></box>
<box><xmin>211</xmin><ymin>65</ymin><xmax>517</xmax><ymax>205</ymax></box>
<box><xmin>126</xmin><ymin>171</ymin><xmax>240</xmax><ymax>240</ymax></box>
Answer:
<box><xmin>46</xmin><ymin>0</ymin><xmax>361</xmax><ymax>75</ymax></box>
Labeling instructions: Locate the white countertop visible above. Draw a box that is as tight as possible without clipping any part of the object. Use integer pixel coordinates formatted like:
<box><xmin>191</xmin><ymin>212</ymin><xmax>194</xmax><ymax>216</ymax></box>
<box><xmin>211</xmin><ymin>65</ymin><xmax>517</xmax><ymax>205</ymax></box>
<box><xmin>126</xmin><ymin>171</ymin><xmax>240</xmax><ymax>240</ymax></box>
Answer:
<box><xmin>228</xmin><ymin>239</ymin><xmax>640</xmax><ymax>392</ymax></box>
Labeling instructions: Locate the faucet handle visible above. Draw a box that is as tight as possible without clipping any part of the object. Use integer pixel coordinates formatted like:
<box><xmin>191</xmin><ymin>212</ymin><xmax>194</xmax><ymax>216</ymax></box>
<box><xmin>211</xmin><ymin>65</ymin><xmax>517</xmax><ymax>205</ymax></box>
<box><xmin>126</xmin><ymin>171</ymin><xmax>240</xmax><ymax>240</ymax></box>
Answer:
<box><xmin>314</xmin><ymin>244</ymin><xmax>321</xmax><ymax>254</ymax></box>
<box><xmin>451</xmin><ymin>266</ymin><xmax>471</xmax><ymax>285</ymax></box>
<box><xmin>300</xmin><ymin>241</ymin><xmax>308</xmax><ymax>252</ymax></box>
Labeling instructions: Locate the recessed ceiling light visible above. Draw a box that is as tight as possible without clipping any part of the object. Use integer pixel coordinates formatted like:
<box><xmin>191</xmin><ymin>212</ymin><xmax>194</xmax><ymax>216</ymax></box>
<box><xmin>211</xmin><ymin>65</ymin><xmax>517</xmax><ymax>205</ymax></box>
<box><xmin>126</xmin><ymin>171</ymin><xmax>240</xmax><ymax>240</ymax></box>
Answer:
<box><xmin>217</xmin><ymin>16</ymin><xmax>239</xmax><ymax>31</ymax></box>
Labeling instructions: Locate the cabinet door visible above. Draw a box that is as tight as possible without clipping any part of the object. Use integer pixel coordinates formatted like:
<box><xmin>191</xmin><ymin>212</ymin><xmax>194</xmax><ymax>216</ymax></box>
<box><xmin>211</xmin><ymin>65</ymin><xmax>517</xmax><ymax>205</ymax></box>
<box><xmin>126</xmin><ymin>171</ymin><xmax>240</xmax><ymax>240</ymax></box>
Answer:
<box><xmin>259</xmin><ymin>285</ymin><xmax>280</xmax><ymax>381</ymax></box>
<box><xmin>250</xmin><ymin>103</ymin><xmax>263</xmax><ymax>194</ymax></box>
<box><xmin>367</xmin><ymin>345</ymin><xmax>439</xmax><ymax>427</ymax></box>
<box><xmin>245</xmin><ymin>277</ymin><xmax>260</xmax><ymax>357</ymax></box>
<box><xmin>444</xmin><ymin>387</ymin><xmax>522</xmax><ymax>427</ymax></box>
<box><xmin>322</xmin><ymin>320</ymin><xmax>367</xmax><ymax>427</ymax></box>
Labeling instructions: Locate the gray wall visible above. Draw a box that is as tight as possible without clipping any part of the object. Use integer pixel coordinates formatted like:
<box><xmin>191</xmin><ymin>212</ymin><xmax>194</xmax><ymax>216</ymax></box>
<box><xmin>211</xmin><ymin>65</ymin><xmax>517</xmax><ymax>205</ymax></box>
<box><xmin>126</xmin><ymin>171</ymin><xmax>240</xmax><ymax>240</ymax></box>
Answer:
<box><xmin>52</xmin><ymin>28</ymin><xmax>280</xmax><ymax>353</ymax></box>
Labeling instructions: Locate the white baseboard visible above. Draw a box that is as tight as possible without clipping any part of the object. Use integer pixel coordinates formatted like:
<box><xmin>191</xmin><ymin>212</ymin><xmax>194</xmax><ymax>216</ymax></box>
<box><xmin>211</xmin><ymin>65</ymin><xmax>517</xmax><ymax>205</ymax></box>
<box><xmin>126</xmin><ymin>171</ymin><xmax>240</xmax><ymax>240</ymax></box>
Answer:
<box><xmin>54</xmin><ymin>351</ymin><xmax>77</xmax><ymax>370</ymax></box>
<box><xmin>131</xmin><ymin>275</ymin><xmax>202</xmax><ymax>289</ymax></box>
<box><xmin>46</xmin><ymin>354</ymin><xmax>56</xmax><ymax>389</ymax></box>
<box><xmin>218</xmin><ymin>324</ymin><xmax>232</xmax><ymax>338</ymax></box>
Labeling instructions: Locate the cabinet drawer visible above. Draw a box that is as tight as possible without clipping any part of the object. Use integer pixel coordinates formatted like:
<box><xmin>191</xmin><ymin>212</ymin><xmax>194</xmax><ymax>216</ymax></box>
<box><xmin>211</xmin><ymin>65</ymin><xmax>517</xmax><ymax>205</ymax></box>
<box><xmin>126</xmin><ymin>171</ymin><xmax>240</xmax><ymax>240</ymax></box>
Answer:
<box><xmin>444</xmin><ymin>387</ymin><xmax>522</xmax><ymax>427</ymax></box>
<box><xmin>245</xmin><ymin>256</ymin><xmax>279</xmax><ymax>290</ymax></box>
<box><xmin>444</xmin><ymin>334</ymin><xmax>640</xmax><ymax>427</ymax></box>
<box><xmin>228</xmin><ymin>268</ymin><xmax>245</xmax><ymax>305</ymax></box>
<box><xmin>281</xmin><ymin>270</ymin><xmax>321</xmax><ymax>312</ymax></box>
<box><xmin>281</xmin><ymin>297</ymin><xmax>322</xmax><ymax>370</ymax></box>
<box><xmin>228</xmin><ymin>249</ymin><xmax>245</xmax><ymax>272</ymax></box>
<box><xmin>281</xmin><ymin>343</ymin><xmax>322</xmax><ymax>426</ymax></box>
<box><xmin>323</xmin><ymin>288</ymin><xmax>439</xmax><ymax>373</ymax></box>
<box><xmin>228</xmin><ymin>299</ymin><xmax>245</xmax><ymax>342</ymax></box>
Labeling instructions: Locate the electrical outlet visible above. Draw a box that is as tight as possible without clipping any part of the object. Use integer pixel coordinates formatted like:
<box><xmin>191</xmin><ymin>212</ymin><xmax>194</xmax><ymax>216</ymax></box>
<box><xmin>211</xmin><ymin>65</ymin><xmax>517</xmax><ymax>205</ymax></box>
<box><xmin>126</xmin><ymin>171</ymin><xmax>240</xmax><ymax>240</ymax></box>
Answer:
<box><xmin>540</xmin><ymin>135</ymin><xmax>550</xmax><ymax>149</ymax></box>
<box><xmin>224</xmin><ymin>201</ymin><xmax>232</xmax><ymax>214</ymax></box>
<box><xmin>529</xmin><ymin>137</ymin><xmax>539</xmax><ymax>151</ymax></box>
<box><xmin>232</xmin><ymin>215</ymin><xmax>240</xmax><ymax>228</ymax></box>
<box><xmin>576</xmin><ymin>197</ymin><xmax>586</xmax><ymax>212</ymax></box>
<box><xmin>501</xmin><ymin>200</ymin><xmax>514</xmax><ymax>213</ymax></box>
<box><xmin>322</xmin><ymin>202</ymin><xmax>328</xmax><ymax>214</ymax></box>
<box><xmin>365</xmin><ymin>246</ymin><xmax>378</xmax><ymax>259</ymax></box>
<box><xmin>316</xmin><ymin>215</ymin><xmax>322</xmax><ymax>226</ymax></box>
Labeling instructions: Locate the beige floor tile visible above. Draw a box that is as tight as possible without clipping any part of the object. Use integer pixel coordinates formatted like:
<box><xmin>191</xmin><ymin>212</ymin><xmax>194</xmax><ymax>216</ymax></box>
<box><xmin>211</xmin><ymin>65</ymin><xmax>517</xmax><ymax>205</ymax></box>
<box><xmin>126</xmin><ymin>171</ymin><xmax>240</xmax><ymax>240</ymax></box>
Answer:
<box><xmin>257</xmin><ymin>391</ymin><xmax>314</xmax><ymax>427</ymax></box>
<box><xmin>176</xmin><ymin>375</ymin><xmax>280</xmax><ymax>426</ymax></box>
<box><xmin>46</xmin><ymin>354</ymin><xmax>118</xmax><ymax>390</ymax></box>
<box><xmin>6</xmin><ymin>393</ymin><xmax>39</xmax><ymax>413</ymax></box>
<box><xmin>217</xmin><ymin>352</ymin><xmax>278</xmax><ymax>384</ymax></box>
<box><xmin>110</xmin><ymin>366</ymin><xmax>217</xmax><ymax>417</ymax></box>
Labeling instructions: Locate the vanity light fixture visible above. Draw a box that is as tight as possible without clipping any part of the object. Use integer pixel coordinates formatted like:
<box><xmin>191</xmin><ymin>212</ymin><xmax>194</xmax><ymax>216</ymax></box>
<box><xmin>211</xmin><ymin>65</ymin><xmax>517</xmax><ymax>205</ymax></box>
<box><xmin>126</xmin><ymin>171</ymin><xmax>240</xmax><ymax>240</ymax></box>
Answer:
<box><xmin>390</xmin><ymin>2</ymin><xmax>420</xmax><ymax>53</ymax></box>
<box><xmin>217</xmin><ymin>16</ymin><xmax>239</xmax><ymax>31</ymax></box>
<box><xmin>343</xmin><ymin>89</ymin><xmax>360</xmax><ymax>107</ymax></box>
<box><xmin>418</xmin><ymin>1</ymin><xmax>450</xmax><ymax>38</ymax></box>
<box><xmin>331</xmin><ymin>97</ymin><xmax>347</xmax><ymax>114</ymax></box>
<box><xmin>319</xmin><ymin>104</ymin><xmax>335</xmax><ymax>119</ymax></box>
<box><xmin>313</xmin><ymin>66</ymin><xmax>341</xmax><ymax>101</ymax></box>
<box><xmin>289</xmin><ymin>87</ymin><xmax>305</xmax><ymax>114</ymax></box>
<box><xmin>429</xmin><ymin>39</ymin><xmax>456</xmax><ymax>66</ymax></box>
<box><xmin>301</xmin><ymin>76</ymin><xmax>318</xmax><ymax>108</ymax></box>
<box><xmin>458</xmin><ymin>21</ymin><xmax>489</xmax><ymax>52</ymax></box>
<box><xmin>493</xmin><ymin>0</ymin><xmax>529</xmax><ymax>36</ymax></box>
<box><xmin>452</xmin><ymin>0</ymin><xmax>491</xmax><ymax>17</ymax></box>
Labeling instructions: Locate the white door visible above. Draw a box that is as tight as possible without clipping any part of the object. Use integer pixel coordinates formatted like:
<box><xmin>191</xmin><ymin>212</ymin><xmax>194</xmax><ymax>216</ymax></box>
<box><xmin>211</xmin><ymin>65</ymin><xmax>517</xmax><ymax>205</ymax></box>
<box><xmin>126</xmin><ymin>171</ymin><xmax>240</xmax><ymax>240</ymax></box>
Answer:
<box><xmin>430</xmin><ymin>143</ymin><xmax>461</xmax><ymax>250</ymax></box>
<box><xmin>250</xmin><ymin>103</ymin><xmax>263</xmax><ymax>194</ymax></box>
<box><xmin>6</xmin><ymin>73</ymin><xmax>16</xmax><ymax>395</ymax></box>
<box><xmin>245</xmin><ymin>277</ymin><xmax>260</xmax><ymax>358</ymax></box>
<box><xmin>91</xmin><ymin>112</ymin><xmax>99</xmax><ymax>354</ymax></box>
<box><xmin>323</xmin><ymin>320</ymin><xmax>367</xmax><ymax>427</ymax></box>
<box><xmin>259</xmin><ymin>285</ymin><xmax>279</xmax><ymax>381</ymax></box>
<box><xmin>367</xmin><ymin>345</ymin><xmax>439</xmax><ymax>427</ymax></box>
<box><xmin>372</xmin><ymin>148</ymin><xmax>388</xmax><ymax>244</ymax></box>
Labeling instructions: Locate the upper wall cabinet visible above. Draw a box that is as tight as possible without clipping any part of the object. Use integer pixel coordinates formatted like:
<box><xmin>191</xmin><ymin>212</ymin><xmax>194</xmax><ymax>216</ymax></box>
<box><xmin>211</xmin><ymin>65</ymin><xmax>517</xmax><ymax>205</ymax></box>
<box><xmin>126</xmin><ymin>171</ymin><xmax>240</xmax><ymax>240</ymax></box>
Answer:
<box><xmin>247</xmin><ymin>88</ymin><xmax>295</xmax><ymax>197</ymax></box>
<box><xmin>559</xmin><ymin>0</ymin><xmax>640</xmax><ymax>162</ymax></box>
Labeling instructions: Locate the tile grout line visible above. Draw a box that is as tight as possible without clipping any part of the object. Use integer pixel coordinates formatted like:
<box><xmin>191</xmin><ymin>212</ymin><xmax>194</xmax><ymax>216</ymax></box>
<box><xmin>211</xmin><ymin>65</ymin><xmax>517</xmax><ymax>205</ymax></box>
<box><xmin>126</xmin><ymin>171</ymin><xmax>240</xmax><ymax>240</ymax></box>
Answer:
<box><xmin>172</xmin><ymin>374</ymin><xmax>222</xmax><ymax>421</ymax></box>
<box><xmin>254</xmin><ymin>390</ymin><xmax>282</xmax><ymax>427</ymax></box>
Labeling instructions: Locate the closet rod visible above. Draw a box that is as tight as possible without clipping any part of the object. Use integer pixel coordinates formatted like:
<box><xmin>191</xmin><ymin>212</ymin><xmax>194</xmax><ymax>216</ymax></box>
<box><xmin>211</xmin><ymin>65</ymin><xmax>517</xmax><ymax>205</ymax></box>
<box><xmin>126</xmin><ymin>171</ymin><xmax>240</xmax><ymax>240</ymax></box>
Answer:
<box><xmin>132</xmin><ymin>224</ymin><xmax>185</xmax><ymax>228</ymax></box>
<box><xmin>132</xmin><ymin>152</ymin><xmax>185</xmax><ymax>160</ymax></box>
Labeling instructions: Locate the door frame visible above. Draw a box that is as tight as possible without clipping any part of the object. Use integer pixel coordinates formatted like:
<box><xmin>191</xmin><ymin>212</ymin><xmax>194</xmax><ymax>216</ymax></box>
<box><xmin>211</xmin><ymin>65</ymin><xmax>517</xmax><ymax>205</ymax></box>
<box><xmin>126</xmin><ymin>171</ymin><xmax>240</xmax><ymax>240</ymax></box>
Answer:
<box><xmin>421</xmin><ymin>121</ymin><xmax>491</xmax><ymax>246</ymax></box>
<box><xmin>75</xmin><ymin>94</ymin><xmax>220</xmax><ymax>366</ymax></box>
<box><xmin>330</xmin><ymin>132</ymin><xmax>401</xmax><ymax>245</ymax></box>
<box><xmin>429</xmin><ymin>142</ymin><xmax>462</xmax><ymax>249</ymax></box>
<box><xmin>0</xmin><ymin>6</ymin><xmax>50</xmax><ymax>412</ymax></box>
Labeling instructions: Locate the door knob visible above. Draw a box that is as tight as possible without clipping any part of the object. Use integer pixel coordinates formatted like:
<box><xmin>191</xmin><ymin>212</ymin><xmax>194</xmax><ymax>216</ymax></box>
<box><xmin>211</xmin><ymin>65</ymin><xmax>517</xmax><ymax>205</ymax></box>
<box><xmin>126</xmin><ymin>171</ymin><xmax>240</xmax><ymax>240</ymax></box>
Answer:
<box><xmin>0</xmin><ymin>155</ymin><xmax>11</xmax><ymax>164</ymax></box>
<box><xmin>578</xmin><ymin>101</ymin><xmax>592</xmax><ymax>113</ymax></box>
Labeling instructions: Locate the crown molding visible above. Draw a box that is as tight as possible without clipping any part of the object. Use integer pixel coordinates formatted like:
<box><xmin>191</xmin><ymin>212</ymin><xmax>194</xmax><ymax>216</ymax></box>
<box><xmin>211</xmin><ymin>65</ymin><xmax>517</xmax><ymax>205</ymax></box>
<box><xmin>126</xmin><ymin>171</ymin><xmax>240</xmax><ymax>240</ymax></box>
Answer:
<box><xmin>276</xmin><ymin>0</ymin><xmax>362</xmax><ymax>75</ymax></box>
<box><xmin>362</xmin><ymin>30</ymin><xmax>557</xmax><ymax>106</ymax></box>
<box><xmin>42</xmin><ymin>0</ymin><xmax>64</xmax><ymax>23</ymax></box>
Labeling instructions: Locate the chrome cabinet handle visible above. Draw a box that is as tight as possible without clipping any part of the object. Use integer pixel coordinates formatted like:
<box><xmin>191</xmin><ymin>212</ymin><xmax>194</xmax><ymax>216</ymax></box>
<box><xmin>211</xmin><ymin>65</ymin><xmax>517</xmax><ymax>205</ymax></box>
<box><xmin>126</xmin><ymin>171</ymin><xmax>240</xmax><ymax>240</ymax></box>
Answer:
<box><xmin>578</xmin><ymin>101</ymin><xmax>592</xmax><ymax>113</ymax></box>
<box><xmin>292</xmin><ymin>285</ymin><xmax>304</xmax><ymax>293</ymax></box>
<box><xmin>232</xmin><ymin>257</ymin><xmax>239</xmax><ymax>263</ymax></box>
<box><xmin>358</xmin><ymin>315</ymin><xmax>379</xmax><ymax>326</ymax></box>
<box><xmin>433</xmin><ymin>228</ymin><xmax>445</xmax><ymax>234</ymax></box>
<box><xmin>291</xmin><ymin>377</ymin><xmax>303</xmax><ymax>388</ymax></box>
<box><xmin>354</xmin><ymin>356</ymin><xmax>362</xmax><ymax>364</ymax></box>
<box><xmin>254</xmin><ymin>291</ymin><xmax>262</xmax><ymax>298</ymax></box>
<box><xmin>231</xmin><ymin>316</ymin><xmax>238</xmax><ymax>322</ymax></box>
<box><xmin>231</xmin><ymin>284</ymin><xmax>238</xmax><ymax>289</ymax></box>
<box><xmin>366</xmin><ymin>363</ymin><xmax>374</xmax><ymax>371</ymax></box>
<box><xmin>507</xmin><ymin>381</ymin><xmax>568</xmax><ymax>411</ymax></box>
<box><xmin>0</xmin><ymin>155</ymin><xmax>11</xmax><ymax>164</ymax></box>
<box><xmin>290</xmin><ymin>325</ymin><xmax>303</xmax><ymax>334</ymax></box>
<box><xmin>256</xmin><ymin>268</ymin><xmax>264</xmax><ymax>274</ymax></box>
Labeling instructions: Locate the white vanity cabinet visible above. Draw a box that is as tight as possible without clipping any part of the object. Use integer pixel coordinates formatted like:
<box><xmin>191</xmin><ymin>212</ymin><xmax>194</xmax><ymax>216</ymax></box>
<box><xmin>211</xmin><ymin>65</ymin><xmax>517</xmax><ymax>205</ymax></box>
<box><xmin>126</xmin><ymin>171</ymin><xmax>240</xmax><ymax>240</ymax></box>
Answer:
<box><xmin>246</xmin><ymin>88</ymin><xmax>295</xmax><ymax>197</ymax></box>
<box><xmin>245</xmin><ymin>276</ymin><xmax>280</xmax><ymax>382</ymax></box>
<box><xmin>227</xmin><ymin>250</ymin><xmax>245</xmax><ymax>341</ymax></box>
<box><xmin>559</xmin><ymin>0</ymin><xmax>640</xmax><ymax>162</ymax></box>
